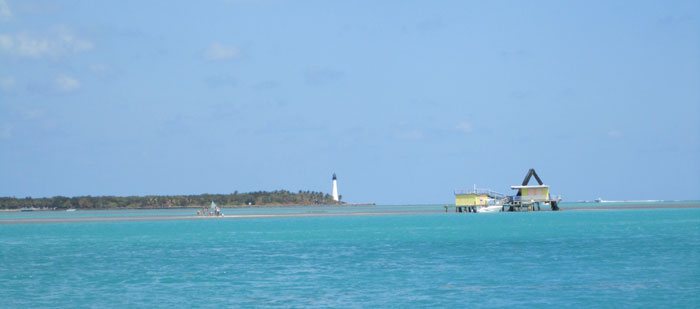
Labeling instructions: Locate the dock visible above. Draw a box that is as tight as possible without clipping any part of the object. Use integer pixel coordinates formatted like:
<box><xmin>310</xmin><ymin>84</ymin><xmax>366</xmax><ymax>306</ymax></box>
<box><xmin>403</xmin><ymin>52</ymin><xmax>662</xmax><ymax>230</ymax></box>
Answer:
<box><xmin>449</xmin><ymin>169</ymin><xmax>562</xmax><ymax>213</ymax></box>
<box><xmin>444</xmin><ymin>203</ymin><xmax>557</xmax><ymax>213</ymax></box>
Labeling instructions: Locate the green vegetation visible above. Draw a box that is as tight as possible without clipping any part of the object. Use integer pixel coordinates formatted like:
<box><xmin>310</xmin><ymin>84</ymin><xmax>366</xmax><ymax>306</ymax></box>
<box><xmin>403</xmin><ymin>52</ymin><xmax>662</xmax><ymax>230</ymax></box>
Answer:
<box><xmin>0</xmin><ymin>190</ymin><xmax>341</xmax><ymax>210</ymax></box>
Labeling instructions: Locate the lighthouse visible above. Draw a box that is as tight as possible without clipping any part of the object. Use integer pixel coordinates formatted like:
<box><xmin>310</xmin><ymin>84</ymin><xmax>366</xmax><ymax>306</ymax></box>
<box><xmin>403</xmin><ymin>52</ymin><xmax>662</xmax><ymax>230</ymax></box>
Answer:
<box><xmin>332</xmin><ymin>173</ymin><xmax>339</xmax><ymax>202</ymax></box>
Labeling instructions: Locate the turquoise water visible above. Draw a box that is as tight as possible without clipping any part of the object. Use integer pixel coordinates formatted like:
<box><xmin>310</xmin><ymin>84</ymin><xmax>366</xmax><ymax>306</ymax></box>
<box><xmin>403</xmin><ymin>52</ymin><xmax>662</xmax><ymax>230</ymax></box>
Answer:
<box><xmin>2</xmin><ymin>207</ymin><xmax>699</xmax><ymax>307</ymax></box>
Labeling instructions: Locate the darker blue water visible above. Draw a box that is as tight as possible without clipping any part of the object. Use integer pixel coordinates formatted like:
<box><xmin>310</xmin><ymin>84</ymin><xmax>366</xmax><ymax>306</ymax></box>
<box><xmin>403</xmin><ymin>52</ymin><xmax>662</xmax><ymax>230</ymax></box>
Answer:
<box><xmin>1</xmin><ymin>208</ymin><xmax>699</xmax><ymax>307</ymax></box>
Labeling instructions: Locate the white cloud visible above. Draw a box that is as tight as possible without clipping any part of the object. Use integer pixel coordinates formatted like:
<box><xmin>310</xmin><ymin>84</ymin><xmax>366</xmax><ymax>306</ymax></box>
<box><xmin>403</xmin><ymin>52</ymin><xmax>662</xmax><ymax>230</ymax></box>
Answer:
<box><xmin>455</xmin><ymin>122</ymin><xmax>472</xmax><ymax>133</ymax></box>
<box><xmin>0</xmin><ymin>0</ymin><xmax>11</xmax><ymax>21</ymax></box>
<box><xmin>203</xmin><ymin>42</ymin><xmax>240</xmax><ymax>61</ymax></box>
<box><xmin>0</xmin><ymin>27</ymin><xmax>93</xmax><ymax>58</ymax></box>
<box><xmin>54</xmin><ymin>75</ymin><xmax>80</xmax><ymax>92</ymax></box>
<box><xmin>0</xmin><ymin>123</ymin><xmax>12</xmax><ymax>139</ymax></box>
<box><xmin>608</xmin><ymin>129</ymin><xmax>622</xmax><ymax>138</ymax></box>
<box><xmin>0</xmin><ymin>76</ymin><xmax>15</xmax><ymax>92</ymax></box>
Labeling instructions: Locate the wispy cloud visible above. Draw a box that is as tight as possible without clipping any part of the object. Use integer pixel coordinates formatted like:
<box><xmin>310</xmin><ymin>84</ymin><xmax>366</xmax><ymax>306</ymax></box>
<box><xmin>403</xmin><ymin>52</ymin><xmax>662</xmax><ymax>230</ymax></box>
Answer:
<box><xmin>455</xmin><ymin>122</ymin><xmax>472</xmax><ymax>133</ymax></box>
<box><xmin>0</xmin><ymin>26</ymin><xmax>93</xmax><ymax>58</ymax></box>
<box><xmin>203</xmin><ymin>42</ymin><xmax>240</xmax><ymax>61</ymax></box>
<box><xmin>304</xmin><ymin>67</ymin><xmax>345</xmax><ymax>85</ymax></box>
<box><xmin>0</xmin><ymin>0</ymin><xmax>11</xmax><ymax>21</ymax></box>
<box><xmin>54</xmin><ymin>74</ymin><xmax>80</xmax><ymax>92</ymax></box>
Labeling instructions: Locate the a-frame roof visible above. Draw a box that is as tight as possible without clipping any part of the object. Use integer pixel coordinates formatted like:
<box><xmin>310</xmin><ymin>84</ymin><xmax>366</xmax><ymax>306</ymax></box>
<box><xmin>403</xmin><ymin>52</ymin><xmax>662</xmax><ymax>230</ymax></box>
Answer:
<box><xmin>521</xmin><ymin>168</ymin><xmax>543</xmax><ymax>186</ymax></box>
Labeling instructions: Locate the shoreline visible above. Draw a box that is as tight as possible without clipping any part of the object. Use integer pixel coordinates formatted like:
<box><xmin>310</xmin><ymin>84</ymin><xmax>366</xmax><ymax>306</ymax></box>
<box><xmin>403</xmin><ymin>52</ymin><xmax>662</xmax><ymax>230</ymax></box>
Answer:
<box><xmin>0</xmin><ymin>203</ymin><xmax>376</xmax><ymax>212</ymax></box>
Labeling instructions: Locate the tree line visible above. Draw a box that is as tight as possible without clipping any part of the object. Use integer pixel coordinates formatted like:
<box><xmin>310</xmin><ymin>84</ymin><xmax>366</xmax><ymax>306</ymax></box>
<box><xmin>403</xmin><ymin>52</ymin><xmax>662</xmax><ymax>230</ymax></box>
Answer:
<box><xmin>0</xmin><ymin>190</ymin><xmax>341</xmax><ymax>210</ymax></box>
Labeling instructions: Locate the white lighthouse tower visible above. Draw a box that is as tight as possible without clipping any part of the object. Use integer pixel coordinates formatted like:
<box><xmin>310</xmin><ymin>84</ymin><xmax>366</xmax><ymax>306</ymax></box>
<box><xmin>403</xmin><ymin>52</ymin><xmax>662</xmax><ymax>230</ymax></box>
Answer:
<box><xmin>331</xmin><ymin>173</ymin><xmax>339</xmax><ymax>202</ymax></box>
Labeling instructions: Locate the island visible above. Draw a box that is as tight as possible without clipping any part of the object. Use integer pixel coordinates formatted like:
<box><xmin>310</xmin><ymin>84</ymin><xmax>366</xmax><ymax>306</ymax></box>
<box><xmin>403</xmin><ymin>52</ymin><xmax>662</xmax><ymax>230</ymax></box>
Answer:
<box><xmin>0</xmin><ymin>190</ymin><xmax>343</xmax><ymax>210</ymax></box>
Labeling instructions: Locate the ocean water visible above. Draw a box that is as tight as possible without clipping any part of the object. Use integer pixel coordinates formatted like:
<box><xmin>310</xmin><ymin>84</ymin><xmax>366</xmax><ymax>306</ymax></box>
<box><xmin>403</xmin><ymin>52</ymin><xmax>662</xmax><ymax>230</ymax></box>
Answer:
<box><xmin>1</xmin><ymin>207</ymin><xmax>699</xmax><ymax>307</ymax></box>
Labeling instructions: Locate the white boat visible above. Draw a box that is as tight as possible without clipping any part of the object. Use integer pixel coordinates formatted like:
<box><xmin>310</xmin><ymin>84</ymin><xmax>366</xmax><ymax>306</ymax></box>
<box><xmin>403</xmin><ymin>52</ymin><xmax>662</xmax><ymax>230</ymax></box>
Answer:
<box><xmin>475</xmin><ymin>205</ymin><xmax>503</xmax><ymax>213</ymax></box>
<box><xmin>473</xmin><ymin>197</ymin><xmax>504</xmax><ymax>213</ymax></box>
<box><xmin>66</xmin><ymin>209</ymin><xmax>77</xmax><ymax>212</ymax></box>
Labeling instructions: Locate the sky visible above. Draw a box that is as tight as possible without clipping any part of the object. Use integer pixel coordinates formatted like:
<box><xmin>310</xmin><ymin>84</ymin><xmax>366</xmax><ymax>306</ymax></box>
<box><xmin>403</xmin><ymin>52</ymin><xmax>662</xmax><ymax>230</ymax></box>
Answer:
<box><xmin>1</xmin><ymin>0</ymin><xmax>698</xmax><ymax>204</ymax></box>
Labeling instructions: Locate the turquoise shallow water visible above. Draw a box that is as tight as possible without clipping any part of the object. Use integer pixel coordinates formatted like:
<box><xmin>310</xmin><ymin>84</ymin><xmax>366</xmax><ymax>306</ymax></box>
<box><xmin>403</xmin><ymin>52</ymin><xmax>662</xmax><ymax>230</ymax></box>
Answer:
<box><xmin>1</xmin><ymin>207</ymin><xmax>699</xmax><ymax>307</ymax></box>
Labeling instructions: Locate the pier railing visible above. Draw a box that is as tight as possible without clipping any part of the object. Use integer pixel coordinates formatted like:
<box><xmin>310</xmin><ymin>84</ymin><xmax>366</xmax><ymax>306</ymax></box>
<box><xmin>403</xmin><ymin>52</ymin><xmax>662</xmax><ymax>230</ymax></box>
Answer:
<box><xmin>508</xmin><ymin>195</ymin><xmax>563</xmax><ymax>202</ymax></box>
<box><xmin>454</xmin><ymin>189</ymin><xmax>505</xmax><ymax>198</ymax></box>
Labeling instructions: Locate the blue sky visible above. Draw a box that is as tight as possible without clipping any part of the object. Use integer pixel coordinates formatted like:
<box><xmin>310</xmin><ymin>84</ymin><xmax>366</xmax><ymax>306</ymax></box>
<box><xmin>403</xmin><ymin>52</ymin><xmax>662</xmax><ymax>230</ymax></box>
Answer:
<box><xmin>1</xmin><ymin>0</ymin><xmax>698</xmax><ymax>204</ymax></box>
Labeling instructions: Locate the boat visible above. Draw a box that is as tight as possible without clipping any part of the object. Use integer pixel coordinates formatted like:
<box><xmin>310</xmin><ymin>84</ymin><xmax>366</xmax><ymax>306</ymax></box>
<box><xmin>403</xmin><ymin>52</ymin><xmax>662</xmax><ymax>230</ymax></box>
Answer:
<box><xmin>475</xmin><ymin>205</ymin><xmax>503</xmax><ymax>213</ymax></box>
<box><xmin>475</xmin><ymin>197</ymin><xmax>504</xmax><ymax>213</ymax></box>
<box><xmin>66</xmin><ymin>209</ymin><xmax>77</xmax><ymax>212</ymax></box>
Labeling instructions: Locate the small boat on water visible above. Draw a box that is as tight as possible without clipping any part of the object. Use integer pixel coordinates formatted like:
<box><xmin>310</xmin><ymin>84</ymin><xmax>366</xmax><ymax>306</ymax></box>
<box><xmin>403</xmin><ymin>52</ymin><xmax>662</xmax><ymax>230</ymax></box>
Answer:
<box><xmin>595</xmin><ymin>198</ymin><xmax>660</xmax><ymax>203</ymax></box>
<box><xmin>66</xmin><ymin>209</ymin><xmax>77</xmax><ymax>212</ymax></box>
<box><xmin>475</xmin><ymin>205</ymin><xmax>503</xmax><ymax>213</ymax></box>
<box><xmin>474</xmin><ymin>196</ymin><xmax>505</xmax><ymax>213</ymax></box>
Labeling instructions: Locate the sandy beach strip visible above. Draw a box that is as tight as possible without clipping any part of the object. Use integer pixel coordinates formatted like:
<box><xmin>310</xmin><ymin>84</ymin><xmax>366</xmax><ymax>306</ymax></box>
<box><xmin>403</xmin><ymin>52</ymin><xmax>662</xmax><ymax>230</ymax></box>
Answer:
<box><xmin>1</xmin><ymin>202</ymin><xmax>698</xmax><ymax>225</ymax></box>
<box><xmin>0</xmin><ymin>209</ymin><xmax>441</xmax><ymax>225</ymax></box>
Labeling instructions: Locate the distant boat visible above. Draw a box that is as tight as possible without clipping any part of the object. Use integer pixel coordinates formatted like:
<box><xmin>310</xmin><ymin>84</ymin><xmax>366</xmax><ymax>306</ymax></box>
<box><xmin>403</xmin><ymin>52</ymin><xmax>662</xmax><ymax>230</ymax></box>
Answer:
<box><xmin>66</xmin><ymin>209</ymin><xmax>77</xmax><ymax>212</ymax></box>
<box><xmin>595</xmin><ymin>198</ymin><xmax>661</xmax><ymax>203</ymax></box>
<box><xmin>20</xmin><ymin>207</ymin><xmax>37</xmax><ymax>212</ymax></box>
<box><xmin>475</xmin><ymin>205</ymin><xmax>503</xmax><ymax>213</ymax></box>
<box><xmin>475</xmin><ymin>198</ymin><xmax>504</xmax><ymax>213</ymax></box>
